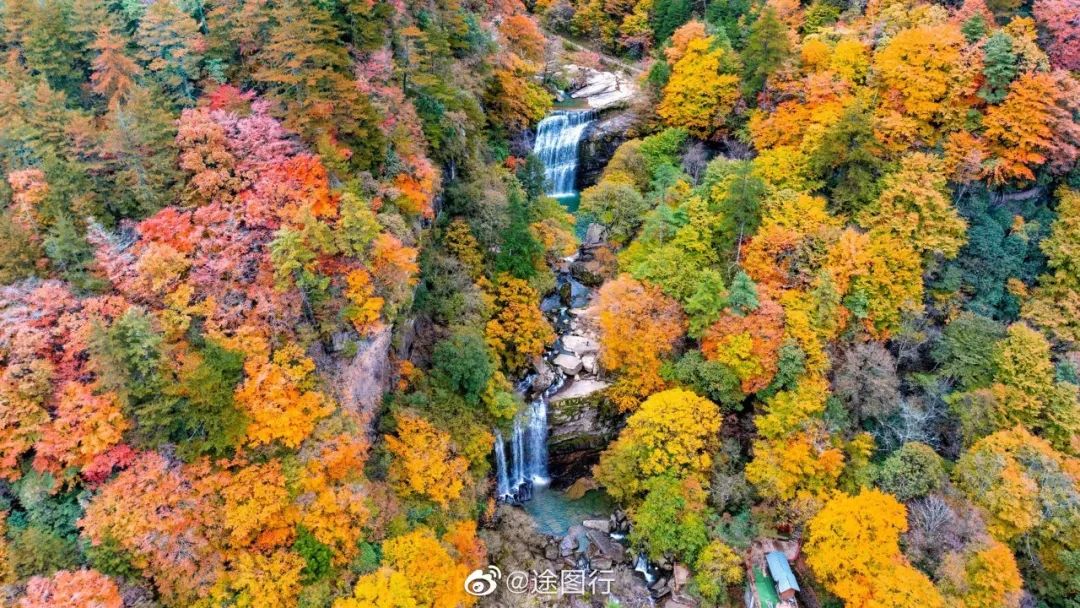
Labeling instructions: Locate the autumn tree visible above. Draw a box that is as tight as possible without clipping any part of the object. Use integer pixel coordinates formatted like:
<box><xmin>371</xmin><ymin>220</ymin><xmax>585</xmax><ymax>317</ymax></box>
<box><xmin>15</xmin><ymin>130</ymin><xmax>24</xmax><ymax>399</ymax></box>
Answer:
<box><xmin>385</xmin><ymin>412</ymin><xmax>469</xmax><ymax>507</ymax></box>
<box><xmin>630</xmin><ymin>476</ymin><xmax>711</xmax><ymax>563</ymax></box>
<box><xmin>594</xmin><ymin>388</ymin><xmax>721</xmax><ymax>502</ymax></box>
<box><xmin>806</xmin><ymin>489</ymin><xmax>945</xmax><ymax>608</ymax></box>
<box><xmin>658</xmin><ymin>36</ymin><xmax>741</xmax><ymax>139</ymax></box>
<box><xmin>1024</xmin><ymin>187</ymin><xmax>1080</xmax><ymax>345</ymax></box>
<box><xmin>234</xmin><ymin>345</ymin><xmax>333</xmax><ymax>449</ymax></box>
<box><xmin>17</xmin><ymin>569</ymin><xmax>122</xmax><ymax>608</ymax></box>
<box><xmin>595</xmin><ymin>275</ymin><xmax>687</xmax><ymax>411</ymax></box>
<box><xmin>376</xmin><ymin>527</ymin><xmax>476</xmax><ymax>608</ymax></box>
<box><xmin>1033</xmin><ymin>0</ymin><xmax>1080</xmax><ymax>71</ymax></box>
<box><xmin>484</xmin><ymin>274</ymin><xmax>554</xmax><ymax>372</ymax></box>
<box><xmin>90</xmin><ymin>27</ymin><xmax>141</xmax><ymax>110</ymax></box>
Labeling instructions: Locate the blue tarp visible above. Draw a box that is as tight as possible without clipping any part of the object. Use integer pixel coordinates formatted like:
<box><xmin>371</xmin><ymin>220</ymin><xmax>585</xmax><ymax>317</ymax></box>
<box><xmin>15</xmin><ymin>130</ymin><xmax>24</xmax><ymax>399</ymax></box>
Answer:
<box><xmin>765</xmin><ymin>551</ymin><xmax>800</xmax><ymax>595</ymax></box>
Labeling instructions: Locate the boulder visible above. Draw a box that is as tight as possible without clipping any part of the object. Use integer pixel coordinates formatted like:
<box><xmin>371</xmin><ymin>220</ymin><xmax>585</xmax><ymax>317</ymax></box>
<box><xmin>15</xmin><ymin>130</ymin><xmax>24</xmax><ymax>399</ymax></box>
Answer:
<box><xmin>585</xmin><ymin>528</ymin><xmax>626</xmax><ymax>563</ymax></box>
<box><xmin>553</xmin><ymin>352</ymin><xmax>583</xmax><ymax>375</ymax></box>
<box><xmin>649</xmin><ymin>576</ymin><xmax>672</xmax><ymax>598</ymax></box>
<box><xmin>583</xmin><ymin>519</ymin><xmax>611</xmax><ymax>533</ymax></box>
<box><xmin>664</xmin><ymin>596</ymin><xmax>698</xmax><ymax>608</ymax></box>
<box><xmin>570</xmin><ymin>257</ymin><xmax>607</xmax><ymax>287</ymax></box>
<box><xmin>673</xmin><ymin>564</ymin><xmax>690</xmax><ymax>591</ymax></box>
<box><xmin>582</xmin><ymin>354</ymin><xmax>598</xmax><ymax>375</ymax></box>
<box><xmin>583</xmin><ymin>222</ymin><xmax>607</xmax><ymax>247</ymax></box>
<box><xmin>529</xmin><ymin>357</ymin><xmax>556</xmax><ymax>397</ymax></box>
<box><xmin>560</xmin><ymin>526</ymin><xmax>585</xmax><ymax>557</ymax></box>
<box><xmin>565</xmin><ymin>476</ymin><xmax>599</xmax><ymax>499</ymax></box>
<box><xmin>562</xmin><ymin>334</ymin><xmax>599</xmax><ymax>357</ymax></box>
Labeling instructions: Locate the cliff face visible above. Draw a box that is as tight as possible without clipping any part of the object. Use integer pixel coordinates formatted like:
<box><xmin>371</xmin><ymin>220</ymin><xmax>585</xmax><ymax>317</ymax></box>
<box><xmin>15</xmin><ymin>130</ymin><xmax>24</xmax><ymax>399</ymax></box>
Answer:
<box><xmin>578</xmin><ymin>111</ymin><xmax>636</xmax><ymax>190</ymax></box>
<box><xmin>312</xmin><ymin>326</ymin><xmax>393</xmax><ymax>432</ymax></box>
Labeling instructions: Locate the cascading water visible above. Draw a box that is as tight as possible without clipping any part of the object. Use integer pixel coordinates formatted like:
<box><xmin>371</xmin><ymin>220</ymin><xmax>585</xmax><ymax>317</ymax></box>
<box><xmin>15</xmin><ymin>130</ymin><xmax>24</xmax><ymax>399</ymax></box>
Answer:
<box><xmin>494</xmin><ymin>430</ymin><xmax>510</xmax><ymax>498</ymax></box>
<box><xmin>533</xmin><ymin>110</ymin><xmax>596</xmax><ymax>197</ymax></box>
<box><xmin>525</xmin><ymin>399</ymin><xmax>549</xmax><ymax>484</ymax></box>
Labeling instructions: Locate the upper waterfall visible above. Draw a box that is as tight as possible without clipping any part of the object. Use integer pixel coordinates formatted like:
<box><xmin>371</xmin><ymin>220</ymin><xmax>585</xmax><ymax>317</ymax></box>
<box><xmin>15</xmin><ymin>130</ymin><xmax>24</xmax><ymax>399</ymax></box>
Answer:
<box><xmin>533</xmin><ymin>110</ymin><xmax>596</xmax><ymax>197</ymax></box>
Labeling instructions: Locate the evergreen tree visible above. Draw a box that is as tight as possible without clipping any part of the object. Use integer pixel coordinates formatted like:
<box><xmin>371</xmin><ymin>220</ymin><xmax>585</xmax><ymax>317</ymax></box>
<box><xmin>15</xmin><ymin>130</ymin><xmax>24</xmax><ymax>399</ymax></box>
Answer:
<box><xmin>807</xmin><ymin>100</ymin><xmax>886</xmax><ymax>214</ymax></box>
<box><xmin>136</xmin><ymin>0</ymin><xmax>204</xmax><ymax>106</ymax></box>
<box><xmin>652</xmin><ymin>0</ymin><xmax>692</xmax><ymax>43</ymax></box>
<box><xmin>22</xmin><ymin>0</ymin><xmax>87</xmax><ymax>98</ymax></box>
<box><xmin>252</xmin><ymin>0</ymin><xmax>385</xmax><ymax>171</ymax></box>
<box><xmin>741</xmin><ymin>6</ymin><xmax>790</xmax><ymax>97</ymax></box>
<box><xmin>979</xmin><ymin>32</ymin><xmax>1018</xmax><ymax>104</ymax></box>
<box><xmin>494</xmin><ymin>186</ymin><xmax>543</xmax><ymax>280</ymax></box>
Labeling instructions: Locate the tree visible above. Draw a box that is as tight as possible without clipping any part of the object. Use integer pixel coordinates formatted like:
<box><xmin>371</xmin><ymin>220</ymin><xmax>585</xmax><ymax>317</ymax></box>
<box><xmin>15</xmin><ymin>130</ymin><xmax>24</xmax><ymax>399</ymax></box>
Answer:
<box><xmin>701</xmin><ymin>297</ymin><xmax>785</xmax><ymax>394</ymax></box>
<box><xmin>952</xmin><ymin>427</ymin><xmax>1080</xmax><ymax>604</ymax></box>
<box><xmin>630</xmin><ymin>476</ymin><xmax>711</xmax><ymax>563</ymax></box>
<box><xmin>876</xmin><ymin>442</ymin><xmax>946</xmax><ymax>502</ymax></box>
<box><xmin>693</xmin><ymin>540</ymin><xmax>744</xmax><ymax>604</ymax></box>
<box><xmin>858</xmin><ymin>153</ymin><xmax>966</xmax><ymax>260</ymax></box>
<box><xmin>806</xmin><ymin>100</ymin><xmax>885</xmax><ymax>214</ymax></box>
<box><xmin>234</xmin><ymin>345</ymin><xmax>333</xmax><ymax>449</ymax></box>
<box><xmin>378</xmin><ymin>528</ymin><xmax>475</xmax><ymax>608</ymax></box>
<box><xmin>90</xmin><ymin>27</ymin><xmax>141</xmax><ymax>110</ymax></box>
<box><xmin>983</xmin><ymin>72</ymin><xmax>1080</xmax><ymax>183</ymax></box>
<box><xmin>831</xmin><ymin>341</ymin><xmax>902</xmax><ymax>425</ymax></box>
<box><xmin>595</xmin><ymin>275</ymin><xmax>686</xmax><ymax>411</ymax></box>
<box><xmin>32</xmin><ymin>382</ymin><xmax>128</xmax><ymax>476</ymax></box>
<box><xmin>594</xmin><ymin>388</ymin><xmax>721</xmax><ymax>502</ymax></box>
<box><xmin>937</xmin><ymin>540</ymin><xmax>1023</xmax><ymax>608</ymax></box>
<box><xmin>578</xmin><ymin>180</ymin><xmax>650</xmax><ymax>245</ymax></box>
<box><xmin>742</xmin><ymin>6</ymin><xmax>791</xmax><ymax>97</ymax></box>
<box><xmin>484</xmin><ymin>275</ymin><xmax>554</xmax><ymax>373</ymax></box>
<box><xmin>932</xmin><ymin>312</ymin><xmax>1006</xmax><ymax>391</ymax></box>
<box><xmin>385</xmin><ymin>412</ymin><xmax>468</xmax><ymax>508</ymax></box>
<box><xmin>17</xmin><ymin>569</ymin><xmax>122</xmax><ymax>608</ymax></box>
<box><xmin>335</xmin><ymin>568</ymin><xmax>417</xmax><ymax>608</ymax></box>
<box><xmin>1025</xmin><ymin>188</ymin><xmax>1080</xmax><ymax>345</ymax></box>
<box><xmin>979</xmin><ymin>32</ymin><xmax>1018</xmax><ymax>104</ymax></box>
<box><xmin>1033</xmin><ymin>0</ymin><xmax>1080</xmax><ymax>70</ymax></box>
<box><xmin>431</xmin><ymin>328</ymin><xmax>492</xmax><ymax>406</ymax></box>
<box><xmin>252</xmin><ymin>0</ymin><xmax>385</xmax><ymax>170</ymax></box>
<box><xmin>494</xmin><ymin>187</ymin><xmax>543</xmax><ymax>280</ymax></box>
<box><xmin>136</xmin><ymin>0</ymin><xmax>204</xmax><ymax>105</ymax></box>
<box><xmin>806</xmin><ymin>490</ymin><xmax>945</xmax><ymax>608</ymax></box>
<box><xmin>658</xmin><ymin>37</ymin><xmax>741</xmax><ymax>139</ymax></box>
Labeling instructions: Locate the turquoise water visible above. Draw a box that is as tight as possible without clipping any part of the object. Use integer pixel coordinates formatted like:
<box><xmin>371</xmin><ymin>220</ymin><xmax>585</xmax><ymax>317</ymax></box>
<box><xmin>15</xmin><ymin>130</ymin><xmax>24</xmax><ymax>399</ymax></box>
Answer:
<box><xmin>552</xmin><ymin>192</ymin><xmax>581</xmax><ymax>213</ymax></box>
<box><xmin>522</xmin><ymin>486</ymin><xmax>614</xmax><ymax>536</ymax></box>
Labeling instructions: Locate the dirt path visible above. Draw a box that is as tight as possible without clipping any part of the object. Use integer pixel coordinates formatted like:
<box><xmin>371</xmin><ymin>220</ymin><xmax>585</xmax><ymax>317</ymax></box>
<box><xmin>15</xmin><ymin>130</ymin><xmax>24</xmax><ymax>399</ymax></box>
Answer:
<box><xmin>546</xmin><ymin>30</ymin><xmax>645</xmax><ymax>75</ymax></box>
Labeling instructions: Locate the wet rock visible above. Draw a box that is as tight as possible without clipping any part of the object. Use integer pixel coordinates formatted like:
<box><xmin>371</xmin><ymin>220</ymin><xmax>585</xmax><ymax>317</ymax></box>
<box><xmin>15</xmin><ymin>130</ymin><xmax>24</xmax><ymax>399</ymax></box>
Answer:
<box><xmin>649</xmin><ymin>576</ymin><xmax>672</xmax><ymax>598</ymax></box>
<box><xmin>540</xmin><ymin>293</ymin><xmax>562</xmax><ymax>313</ymax></box>
<box><xmin>561</xmin><ymin>525</ymin><xmax>586</xmax><ymax>556</ymax></box>
<box><xmin>547</xmin><ymin>382</ymin><xmax>619</xmax><ymax>485</ymax></box>
<box><xmin>570</xmin><ymin>257</ymin><xmax>607</xmax><ymax>287</ymax></box>
<box><xmin>585</xmin><ymin>528</ymin><xmax>625</xmax><ymax>563</ymax></box>
<box><xmin>553</xmin><ymin>352</ymin><xmax>583</xmax><ymax>375</ymax></box>
<box><xmin>592</xmin><ymin>557</ymin><xmax>614</xmax><ymax>571</ymax></box>
<box><xmin>583</xmin><ymin>518</ymin><xmax>611</xmax><ymax>533</ymax></box>
<box><xmin>529</xmin><ymin>357</ymin><xmax>556</xmax><ymax>396</ymax></box>
<box><xmin>579</xmin><ymin>111</ymin><xmax>636</xmax><ymax>190</ymax></box>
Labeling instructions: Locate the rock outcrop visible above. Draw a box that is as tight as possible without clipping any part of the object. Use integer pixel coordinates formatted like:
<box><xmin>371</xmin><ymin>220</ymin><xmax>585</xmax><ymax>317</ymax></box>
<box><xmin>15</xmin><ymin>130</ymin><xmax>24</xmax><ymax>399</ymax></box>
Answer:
<box><xmin>578</xmin><ymin>112</ymin><xmax>635</xmax><ymax>190</ymax></box>
<box><xmin>547</xmin><ymin>380</ymin><xmax>620</xmax><ymax>485</ymax></box>
<box><xmin>311</xmin><ymin>326</ymin><xmax>392</xmax><ymax>433</ymax></box>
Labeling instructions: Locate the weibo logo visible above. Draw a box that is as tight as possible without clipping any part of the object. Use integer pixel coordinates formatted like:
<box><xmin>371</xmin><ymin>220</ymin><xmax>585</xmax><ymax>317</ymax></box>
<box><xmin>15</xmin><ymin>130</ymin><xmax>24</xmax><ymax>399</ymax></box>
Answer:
<box><xmin>463</xmin><ymin>565</ymin><xmax>501</xmax><ymax>596</ymax></box>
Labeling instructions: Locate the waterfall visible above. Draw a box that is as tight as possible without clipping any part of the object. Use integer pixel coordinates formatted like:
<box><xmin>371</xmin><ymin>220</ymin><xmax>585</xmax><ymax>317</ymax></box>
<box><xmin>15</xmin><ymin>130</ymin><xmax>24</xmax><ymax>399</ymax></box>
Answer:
<box><xmin>511</xmin><ymin>422</ymin><xmax>526</xmax><ymax>489</ymax></box>
<box><xmin>494</xmin><ymin>430</ymin><xmax>510</xmax><ymax>497</ymax></box>
<box><xmin>533</xmin><ymin>110</ymin><xmax>596</xmax><ymax>197</ymax></box>
<box><xmin>526</xmin><ymin>399</ymin><xmax>549</xmax><ymax>485</ymax></box>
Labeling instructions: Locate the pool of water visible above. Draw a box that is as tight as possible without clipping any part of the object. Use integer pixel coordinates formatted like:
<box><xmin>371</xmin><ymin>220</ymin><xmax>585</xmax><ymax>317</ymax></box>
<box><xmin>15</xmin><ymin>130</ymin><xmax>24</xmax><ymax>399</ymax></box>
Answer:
<box><xmin>551</xmin><ymin>192</ymin><xmax>581</xmax><ymax>213</ymax></box>
<box><xmin>522</xmin><ymin>486</ymin><xmax>614</xmax><ymax>536</ymax></box>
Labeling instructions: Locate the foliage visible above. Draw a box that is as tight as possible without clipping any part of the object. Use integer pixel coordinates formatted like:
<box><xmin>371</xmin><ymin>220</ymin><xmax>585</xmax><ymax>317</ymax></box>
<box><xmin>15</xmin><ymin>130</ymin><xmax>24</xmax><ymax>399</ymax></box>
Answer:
<box><xmin>630</xmin><ymin>476</ymin><xmax>711</xmax><ymax>563</ymax></box>
<box><xmin>594</xmin><ymin>388</ymin><xmax>721</xmax><ymax>502</ymax></box>
<box><xmin>385</xmin><ymin>412</ymin><xmax>468</xmax><ymax>508</ymax></box>
<box><xmin>876</xmin><ymin>442</ymin><xmax>946</xmax><ymax>502</ymax></box>
<box><xmin>484</xmin><ymin>275</ymin><xmax>554</xmax><ymax>373</ymax></box>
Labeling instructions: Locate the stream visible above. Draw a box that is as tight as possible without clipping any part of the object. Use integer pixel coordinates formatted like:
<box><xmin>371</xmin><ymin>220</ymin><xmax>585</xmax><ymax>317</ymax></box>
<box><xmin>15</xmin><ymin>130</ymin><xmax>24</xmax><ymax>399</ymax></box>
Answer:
<box><xmin>491</xmin><ymin>107</ymin><xmax>610</xmax><ymax>536</ymax></box>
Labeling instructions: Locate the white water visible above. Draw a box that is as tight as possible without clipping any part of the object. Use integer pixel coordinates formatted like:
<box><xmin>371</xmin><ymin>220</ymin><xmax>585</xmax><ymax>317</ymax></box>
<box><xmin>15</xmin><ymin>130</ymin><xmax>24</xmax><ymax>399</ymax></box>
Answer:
<box><xmin>494</xmin><ymin>430</ymin><xmax>510</xmax><ymax>497</ymax></box>
<box><xmin>526</xmin><ymin>398</ymin><xmax>549</xmax><ymax>484</ymax></box>
<box><xmin>533</xmin><ymin>110</ymin><xmax>596</xmax><ymax>197</ymax></box>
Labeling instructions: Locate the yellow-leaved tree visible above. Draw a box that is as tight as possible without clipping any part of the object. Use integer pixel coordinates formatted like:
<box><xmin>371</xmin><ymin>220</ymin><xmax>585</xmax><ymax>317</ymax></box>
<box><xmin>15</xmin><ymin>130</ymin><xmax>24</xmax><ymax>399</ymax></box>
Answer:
<box><xmin>594</xmin><ymin>388</ymin><xmax>721</xmax><ymax>502</ymax></box>
<box><xmin>385</xmin><ymin>412</ymin><xmax>468</xmax><ymax>507</ymax></box>
<box><xmin>658</xmin><ymin>37</ymin><xmax>741</xmax><ymax>139</ymax></box>
<box><xmin>806</xmin><ymin>489</ymin><xmax>944</xmax><ymax>608</ymax></box>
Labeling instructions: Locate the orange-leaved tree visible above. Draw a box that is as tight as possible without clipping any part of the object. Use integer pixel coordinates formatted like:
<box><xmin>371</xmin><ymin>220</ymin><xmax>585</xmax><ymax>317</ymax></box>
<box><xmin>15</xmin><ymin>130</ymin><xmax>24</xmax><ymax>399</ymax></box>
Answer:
<box><xmin>595</xmin><ymin>275</ymin><xmax>686</xmax><ymax>411</ymax></box>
